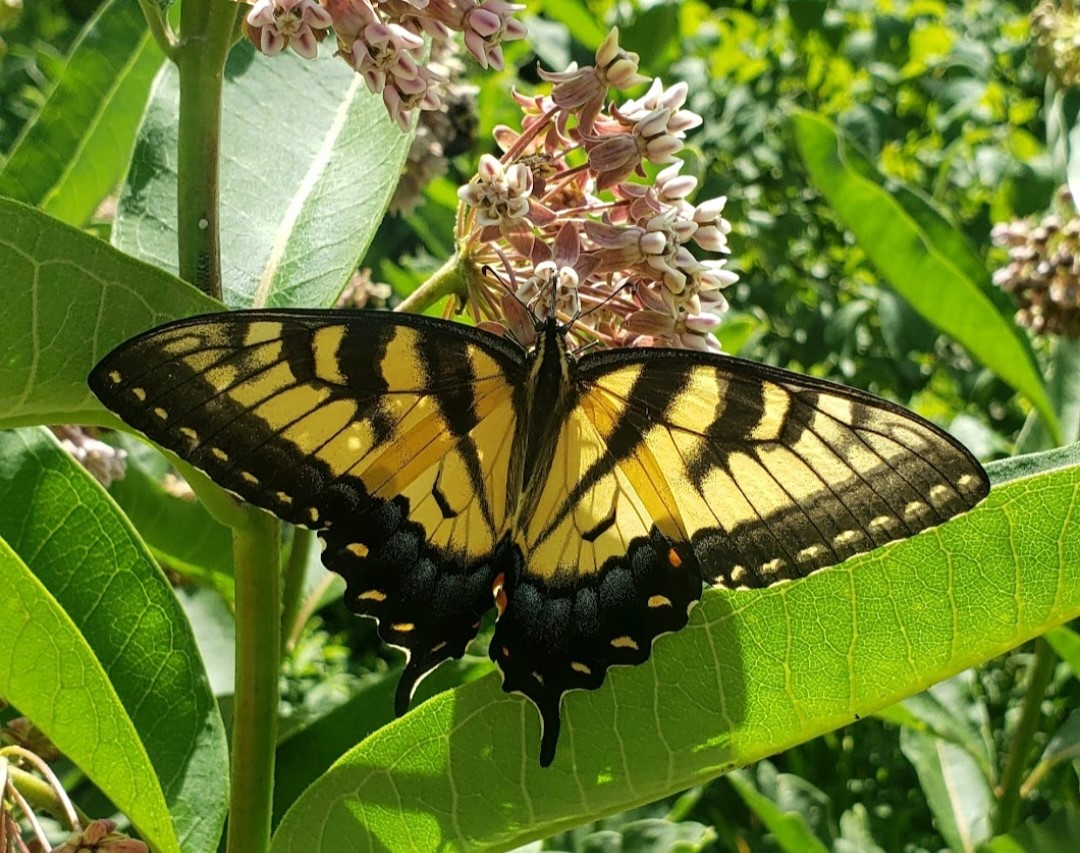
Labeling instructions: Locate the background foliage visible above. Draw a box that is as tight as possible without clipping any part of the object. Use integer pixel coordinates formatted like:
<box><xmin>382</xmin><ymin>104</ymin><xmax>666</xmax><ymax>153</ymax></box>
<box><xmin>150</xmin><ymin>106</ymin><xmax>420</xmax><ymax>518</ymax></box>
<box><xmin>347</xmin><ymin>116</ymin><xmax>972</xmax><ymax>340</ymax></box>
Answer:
<box><xmin>1</xmin><ymin>0</ymin><xmax>1078</xmax><ymax>851</ymax></box>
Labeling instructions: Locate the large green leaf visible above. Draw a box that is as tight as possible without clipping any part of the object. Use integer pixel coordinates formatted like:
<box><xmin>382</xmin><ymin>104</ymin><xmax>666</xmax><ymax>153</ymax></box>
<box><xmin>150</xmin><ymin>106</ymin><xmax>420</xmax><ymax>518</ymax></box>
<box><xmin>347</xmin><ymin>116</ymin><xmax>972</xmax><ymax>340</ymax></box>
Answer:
<box><xmin>272</xmin><ymin>659</ymin><xmax>492</xmax><ymax>826</ymax></box>
<box><xmin>0</xmin><ymin>428</ymin><xmax>229</xmax><ymax>853</ymax></box>
<box><xmin>113</xmin><ymin>40</ymin><xmax>412</xmax><ymax>309</ymax></box>
<box><xmin>271</xmin><ymin>446</ymin><xmax>1080</xmax><ymax>852</ymax></box>
<box><xmin>106</xmin><ymin>433</ymin><xmax>234</xmax><ymax>588</ymax></box>
<box><xmin>791</xmin><ymin>110</ymin><xmax>1059</xmax><ymax>440</ymax></box>
<box><xmin>0</xmin><ymin>0</ymin><xmax>165</xmax><ymax>226</ymax></box>
<box><xmin>0</xmin><ymin>198</ymin><xmax>221</xmax><ymax>429</ymax></box>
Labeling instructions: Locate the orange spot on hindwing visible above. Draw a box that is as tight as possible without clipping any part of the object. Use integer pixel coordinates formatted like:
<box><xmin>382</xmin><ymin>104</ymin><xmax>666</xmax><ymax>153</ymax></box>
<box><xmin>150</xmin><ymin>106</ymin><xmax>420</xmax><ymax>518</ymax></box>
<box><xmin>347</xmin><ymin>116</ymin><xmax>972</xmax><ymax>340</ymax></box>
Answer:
<box><xmin>492</xmin><ymin>572</ymin><xmax>508</xmax><ymax>617</ymax></box>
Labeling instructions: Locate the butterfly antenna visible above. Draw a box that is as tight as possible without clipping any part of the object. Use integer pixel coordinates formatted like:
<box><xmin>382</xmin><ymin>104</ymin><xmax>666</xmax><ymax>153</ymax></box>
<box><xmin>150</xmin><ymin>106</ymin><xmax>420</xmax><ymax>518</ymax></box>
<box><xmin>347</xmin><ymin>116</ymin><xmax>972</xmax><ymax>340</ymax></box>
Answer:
<box><xmin>573</xmin><ymin>279</ymin><xmax>633</xmax><ymax>325</ymax></box>
<box><xmin>569</xmin><ymin>338</ymin><xmax>603</xmax><ymax>357</ymax></box>
<box><xmin>481</xmin><ymin>262</ymin><xmax>530</xmax><ymax>315</ymax></box>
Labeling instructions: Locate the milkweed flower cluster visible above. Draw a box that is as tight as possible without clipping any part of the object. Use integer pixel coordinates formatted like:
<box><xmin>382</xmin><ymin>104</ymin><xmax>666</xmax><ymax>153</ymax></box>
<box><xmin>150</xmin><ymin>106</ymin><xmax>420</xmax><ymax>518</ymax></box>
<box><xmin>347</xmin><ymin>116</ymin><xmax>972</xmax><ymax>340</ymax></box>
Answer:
<box><xmin>992</xmin><ymin>187</ymin><xmax>1080</xmax><ymax>340</ymax></box>
<box><xmin>1031</xmin><ymin>0</ymin><xmax>1080</xmax><ymax>89</ymax></box>
<box><xmin>239</xmin><ymin>0</ymin><xmax>525</xmax><ymax>130</ymax></box>
<box><xmin>452</xmin><ymin>29</ymin><xmax>737</xmax><ymax>351</ymax></box>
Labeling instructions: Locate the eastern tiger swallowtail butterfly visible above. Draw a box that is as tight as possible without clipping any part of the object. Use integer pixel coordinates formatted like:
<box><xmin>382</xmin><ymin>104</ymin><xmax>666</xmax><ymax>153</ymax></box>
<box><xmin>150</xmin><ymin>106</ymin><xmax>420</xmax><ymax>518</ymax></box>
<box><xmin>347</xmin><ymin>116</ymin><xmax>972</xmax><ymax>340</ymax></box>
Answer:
<box><xmin>89</xmin><ymin>308</ymin><xmax>989</xmax><ymax>766</ymax></box>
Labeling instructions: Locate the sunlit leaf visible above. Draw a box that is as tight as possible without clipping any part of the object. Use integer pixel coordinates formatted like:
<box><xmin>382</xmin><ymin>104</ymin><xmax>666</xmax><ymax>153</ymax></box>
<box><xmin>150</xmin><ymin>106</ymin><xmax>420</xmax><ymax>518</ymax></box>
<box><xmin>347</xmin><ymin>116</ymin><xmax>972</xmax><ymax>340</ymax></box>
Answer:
<box><xmin>0</xmin><ymin>428</ymin><xmax>228</xmax><ymax>853</ymax></box>
<box><xmin>270</xmin><ymin>447</ymin><xmax>1080</xmax><ymax>851</ymax></box>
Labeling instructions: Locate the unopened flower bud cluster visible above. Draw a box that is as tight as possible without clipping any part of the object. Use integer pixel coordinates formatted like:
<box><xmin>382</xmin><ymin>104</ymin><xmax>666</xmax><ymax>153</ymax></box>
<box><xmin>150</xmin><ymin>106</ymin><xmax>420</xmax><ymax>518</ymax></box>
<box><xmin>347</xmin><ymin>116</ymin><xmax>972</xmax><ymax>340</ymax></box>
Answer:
<box><xmin>1031</xmin><ymin>0</ymin><xmax>1080</xmax><ymax>88</ymax></box>
<box><xmin>454</xmin><ymin>29</ymin><xmax>737</xmax><ymax>351</ymax></box>
<box><xmin>991</xmin><ymin>188</ymin><xmax>1080</xmax><ymax>340</ymax></box>
<box><xmin>240</xmin><ymin>0</ymin><xmax>524</xmax><ymax>130</ymax></box>
<box><xmin>51</xmin><ymin>425</ymin><xmax>128</xmax><ymax>487</ymax></box>
<box><xmin>389</xmin><ymin>36</ymin><xmax>478</xmax><ymax>213</ymax></box>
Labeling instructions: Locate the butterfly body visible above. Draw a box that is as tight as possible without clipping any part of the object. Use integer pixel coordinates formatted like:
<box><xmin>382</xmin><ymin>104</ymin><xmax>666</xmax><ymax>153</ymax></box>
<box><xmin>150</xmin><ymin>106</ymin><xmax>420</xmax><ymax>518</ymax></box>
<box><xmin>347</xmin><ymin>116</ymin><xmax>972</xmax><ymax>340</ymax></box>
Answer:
<box><xmin>89</xmin><ymin>309</ymin><xmax>989</xmax><ymax>766</ymax></box>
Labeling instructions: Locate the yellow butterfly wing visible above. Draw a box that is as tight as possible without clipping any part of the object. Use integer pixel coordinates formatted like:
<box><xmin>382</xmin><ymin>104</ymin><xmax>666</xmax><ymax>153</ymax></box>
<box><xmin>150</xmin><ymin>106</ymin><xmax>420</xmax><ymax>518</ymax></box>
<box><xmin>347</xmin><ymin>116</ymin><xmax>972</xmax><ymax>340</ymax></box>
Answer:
<box><xmin>90</xmin><ymin>310</ymin><xmax>525</xmax><ymax>709</ymax></box>
<box><xmin>490</xmin><ymin>347</ymin><xmax>989</xmax><ymax>764</ymax></box>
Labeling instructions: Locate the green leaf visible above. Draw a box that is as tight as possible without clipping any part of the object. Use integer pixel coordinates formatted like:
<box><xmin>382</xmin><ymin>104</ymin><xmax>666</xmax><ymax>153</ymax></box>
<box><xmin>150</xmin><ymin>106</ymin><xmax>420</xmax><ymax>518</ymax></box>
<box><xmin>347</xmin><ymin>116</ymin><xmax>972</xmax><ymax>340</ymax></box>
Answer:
<box><xmin>899</xmin><ymin>712</ymin><xmax>995</xmax><ymax>852</ymax></box>
<box><xmin>979</xmin><ymin>807</ymin><xmax>1080</xmax><ymax>853</ymax></box>
<box><xmin>0</xmin><ymin>197</ymin><xmax>221</xmax><ymax>429</ymax></box>
<box><xmin>106</xmin><ymin>434</ymin><xmax>234</xmax><ymax>589</ymax></box>
<box><xmin>269</xmin><ymin>449</ymin><xmax>1080</xmax><ymax>849</ymax></box>
<box><xmin>726</xmin><ymin>766</ymin><xmax>831</xmax><ymax>853</ymax></box>
<box><xmin>114</xmin><ymin>40</ymin><xmax>412</xmax><ymax>309</ymax></box>
<box><xmin>1045</xmin><ymin>625</ymin><xmax>1080</xmax><ymax>677</ymax></box>
<box><xmin>1018</xmin><ymin>709</ymin><xmax>1080</xmax><ymax>797</ymax></box>
<box><xmin>791</xmin><ymin>109</ymin><xmax>1060</xmax><ymax>441</ymax></box>
<box><xmin>0</xmin><ymin>0</ymin><xmax>165</xmax><ymax>226</ymax></box>
<box><xmin>534</xmin><ymin>0</ymin><xmax>608</xmax><ymax>51</ymax></box>
<box><xmin>0</xmin><ymin>428</ymin><xmax>229</xmax><ymax>853</ymax></box>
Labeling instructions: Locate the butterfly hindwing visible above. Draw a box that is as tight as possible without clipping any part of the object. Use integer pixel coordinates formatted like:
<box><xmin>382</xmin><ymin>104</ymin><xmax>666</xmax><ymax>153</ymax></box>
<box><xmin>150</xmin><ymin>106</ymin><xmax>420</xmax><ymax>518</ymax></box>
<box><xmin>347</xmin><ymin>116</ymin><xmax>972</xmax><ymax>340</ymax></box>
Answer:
<box><xmin>490</xmin><ymin>401</ymin><xmax>704</xmax><ymax>764</ymax></box>
<box><xmin>89</xmin><ymin>310</ymin><xmax>526</xmax><ymax>707</ymax></box>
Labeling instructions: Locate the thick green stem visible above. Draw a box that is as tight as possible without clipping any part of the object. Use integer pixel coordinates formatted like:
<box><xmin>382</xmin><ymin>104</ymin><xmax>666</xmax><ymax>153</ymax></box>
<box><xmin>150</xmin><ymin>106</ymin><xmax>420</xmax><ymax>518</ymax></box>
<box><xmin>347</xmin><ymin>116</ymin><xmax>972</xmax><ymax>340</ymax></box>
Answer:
<box><xmin>995</xmin><ymin>638</ymin><xmax>1058</xmax><ymax>833</ymax></box>
<box><xmin>395</xmin><ymin>252</ymin><xmax>469</xmax><ymax>315</ymax></box>
<box><xmin>227</xmin><ymin>508</ymin><xmax>281</xmax><ymax>853</ymax></box>
<box><xmin>175</xmin><ymin>0</ymin><xmax>241</xmax><ymax>298</ymax></box>
<box><xmin>280</xmin><ymin>527</ymin><xmax>314</xmax><ymax>655</ymax></box>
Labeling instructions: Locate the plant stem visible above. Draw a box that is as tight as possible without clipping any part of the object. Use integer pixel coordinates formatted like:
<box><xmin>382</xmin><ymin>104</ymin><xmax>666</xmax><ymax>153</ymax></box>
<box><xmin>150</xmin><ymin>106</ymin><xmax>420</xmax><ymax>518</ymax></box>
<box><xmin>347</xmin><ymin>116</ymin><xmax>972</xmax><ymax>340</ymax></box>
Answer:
<box><xmin>280</xmin><ymin>527</ymin><xmax>314</xmax><ymax>655</ymax></box>
<box><xmin>136</xmin><ymin>0</ymin><xmax>178</xmax><ymax>57</ymax></box>
<box><xmin>227</xmin><ymin>508</ymin><xmax>281</xmax><ymax>853</ymax></box>
<box><xmin>395</xmin><ymin>252</ymin><xmax>468</xmax><ymax>315</ymax></box>
<box><xmin>995</xmin><ymin>637</ymin><xmax>1058</xmax><ymax>833</ymax></box>
<box><xmin>5</xmin><ymin>766</ymin><xmax>90</xmax><ymax>827</ymax></box>
<box><xmin>175</xmin><ymin>0</ymin><xmax>241</xmax><ymax>298</ymax></box>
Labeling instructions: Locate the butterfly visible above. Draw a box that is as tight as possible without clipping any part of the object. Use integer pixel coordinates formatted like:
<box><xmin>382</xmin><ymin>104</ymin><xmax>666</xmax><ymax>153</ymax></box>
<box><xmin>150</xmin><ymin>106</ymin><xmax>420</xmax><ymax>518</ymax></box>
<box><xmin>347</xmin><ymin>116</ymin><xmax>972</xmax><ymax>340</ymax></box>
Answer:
<box><xmin>89</xmin><ymin>308</ymin><xmax>989</xmax><ymax>766</ymax></box>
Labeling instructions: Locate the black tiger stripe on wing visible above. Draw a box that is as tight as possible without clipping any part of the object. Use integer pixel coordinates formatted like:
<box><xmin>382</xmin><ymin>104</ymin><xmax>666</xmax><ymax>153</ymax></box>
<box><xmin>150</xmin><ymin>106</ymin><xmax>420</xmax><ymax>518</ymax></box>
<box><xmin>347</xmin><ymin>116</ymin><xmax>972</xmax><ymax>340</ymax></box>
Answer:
<box><xmin>575</xmin><ymin>349</ymin><xmax>989</xmax><ymax>588</ymax></box>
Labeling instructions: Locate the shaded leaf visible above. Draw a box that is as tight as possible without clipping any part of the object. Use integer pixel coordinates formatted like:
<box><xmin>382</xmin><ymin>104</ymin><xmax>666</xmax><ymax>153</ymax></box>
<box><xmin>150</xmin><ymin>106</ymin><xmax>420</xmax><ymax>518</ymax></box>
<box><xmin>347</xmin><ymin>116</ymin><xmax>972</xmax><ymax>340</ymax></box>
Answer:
<box><xmin>727</xmin><ymin>767</ymin><xmax>831</xmax><ymax>853</ymax></box>
<box><xmin>0</xmin><ymin>0</ymin><xmax>165</xmax><ymax>226</ymax></box>
<box><xmin>897</xmin><ymin>674</ymin><xmax>996</xmax><ymax>783</ymax></box>
<box><xmin>114</xmin><ymin>40</ymin><xmax>412</xmax><ymax>309</ymax></box>
<box><xmin>1019</xmin><ymin>708</ymin><xmax>1080</xmax><ymax>797</ymax></box>
<box><xmin>1017</xmin><ymin>340</ymin><xmax>1080</xmax><ymax>453</ymax></box>
<box><xmin>106</xmin><ymin>433</ymin><xmax>234</xmax><ymax>589</ymax></box>
<box><xmin>899</xmin><ymin>726</ymin><xmax>994</xmax><ymax>852</ymax></box>
<box><xmin>545</xmin><ymin>818</ymin><xmax>717</xmax><ymax>852</ymax></box>
<box><xmin>272</xmin><ymin>658</ymin><xmax>491</xmax><ymax>826</ymax></box>
<box><xmin>979</xmin><ymin>807</ymin><xmax>1080</xmax><ymax>853</ymax></box>
<box><xmin>836</xmin><ymin>804</ymin><xmax>885</xmax><ymax>853</ymax></box>
<box><xmin>0</xmin><ymin>428</ymin><xmax>228</xmax><ymax>853</ymax></box>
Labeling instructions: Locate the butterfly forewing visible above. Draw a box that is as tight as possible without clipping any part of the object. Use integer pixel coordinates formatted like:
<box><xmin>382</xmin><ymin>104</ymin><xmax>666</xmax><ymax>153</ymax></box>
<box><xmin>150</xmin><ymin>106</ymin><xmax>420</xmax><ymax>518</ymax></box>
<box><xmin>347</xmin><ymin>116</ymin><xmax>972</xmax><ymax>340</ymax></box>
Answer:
<box><xmin>575</xmin><ymin>350</ymin><xmax>990</xmax><ymax>588</ymax></box>
<box><xmin>89</xmin><ymin>310</ymin><xmax>527</xmax><ymax>709</ymax></box>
